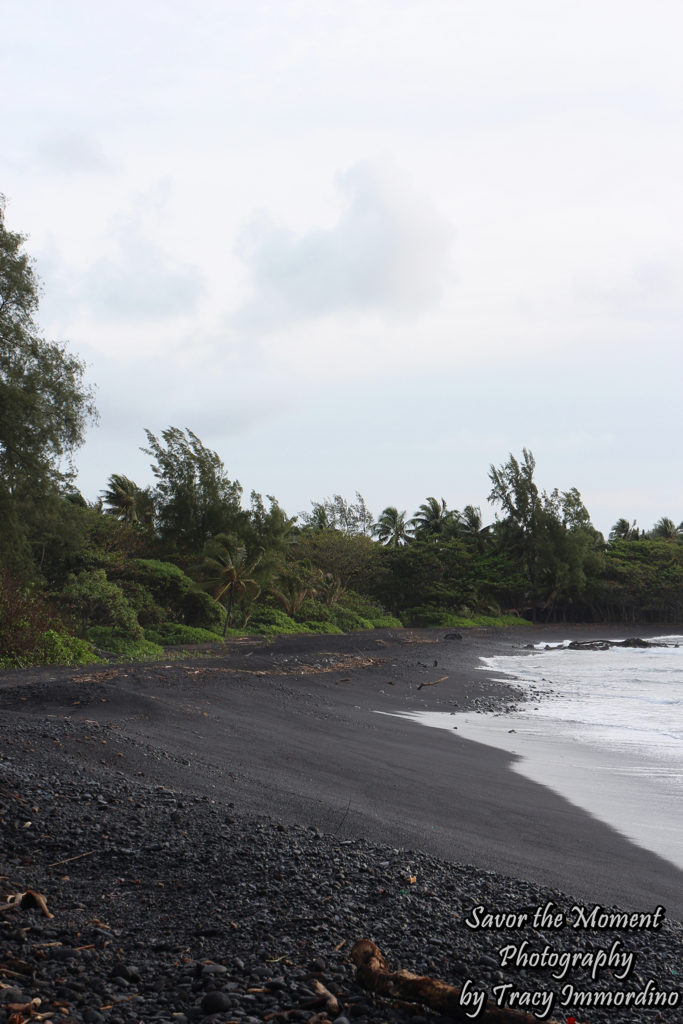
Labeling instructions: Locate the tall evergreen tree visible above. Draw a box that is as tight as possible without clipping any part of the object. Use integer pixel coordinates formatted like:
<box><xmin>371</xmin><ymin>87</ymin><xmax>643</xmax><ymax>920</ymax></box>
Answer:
<box><xmin>142</xmin><ymin>427</ymin><xmax>243</xmax><ymax>554</ymax></box>
<box><xmin>0</xmin><ymin>196</ymin><xmax>97</xmax><ymax>575</ymax></box>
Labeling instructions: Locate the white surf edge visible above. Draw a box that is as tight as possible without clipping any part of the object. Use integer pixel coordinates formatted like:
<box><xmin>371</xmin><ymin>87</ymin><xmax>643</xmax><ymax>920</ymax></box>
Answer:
<box><xmin>377</xmin><ymin>707</ymin><xmax>683</xmax><ymax>872</ymax></box>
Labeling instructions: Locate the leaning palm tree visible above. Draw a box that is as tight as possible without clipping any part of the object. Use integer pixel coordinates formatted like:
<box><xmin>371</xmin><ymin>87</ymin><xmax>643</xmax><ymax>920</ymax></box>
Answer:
<box><xmin>411</xmin><ymin>497</ymin><xmax>458</xmax><ymax>540</ymax></box>
<box><xmin>609</xmin><ymin>518</ymin><xmax>639</xmax><ymax>542</ymax></box>
<box><xmin>101</xmin><ymin>474</ymin><xmax>142</xmax><ymax>524</ymax></box>
<box><xmin>649</xmin><ymin>517</ymin><xmax>682</xmax><ymax>541</ymax></box>
<box><xmin>198</xmin><ymin>534</ymin><xmax>262</xmax><ymax>636</ymax></box>
<box><xmin>372</xmin><ymin>507</ymin><xmax>413</xmax><ymax>547</ymax></box>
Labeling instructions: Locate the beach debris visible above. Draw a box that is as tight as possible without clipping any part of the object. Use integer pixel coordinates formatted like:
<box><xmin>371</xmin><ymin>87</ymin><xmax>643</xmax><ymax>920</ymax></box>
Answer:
<box><xmin>5</xmin><ymin>996</ymin><xmax>46</xmax><ymax>1022</ymax></box>
<box><xmin>399</xmin><ymin>632</ymin><xmax>441</xmax><ymax>645</ymax></box>
<box><xmin>417</xmin><ymin>675</ymin><xmax>448</xmax><ymax>690</ymax></box>
<box><xmin>47</xmin><ymin>850</ymin><xmax>95</xmax><ymax>869</ymax></box>
<box><xmin>309</xmin><ymin>978</ymin><xmax>340</xmax><ymax>1016</ymax></box>
<box><xmin>350</xmin><ymin>939</ymin><xmax>563</xmax><ymax>1023</ymax></box>
<box><xmin>1</xmin><ymin>891</ymin><xmax>53</xmax><ymax>919</ymax></box>
<box><xmin>261</xmin><ymin>977</ymin><xmax>340</xmax><ymax>1021</ymax></box>
<box><xmin>179</xmin><ymin>654</ymin><xmax>386</xmax><ymax>678</ymax></box>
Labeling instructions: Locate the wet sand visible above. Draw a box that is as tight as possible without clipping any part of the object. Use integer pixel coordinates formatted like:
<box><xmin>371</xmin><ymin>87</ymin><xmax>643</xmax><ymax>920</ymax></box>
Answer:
<box><xmin>403</xmin><ymin>706</ymin><xmax>683</xmax><ymax>872</ymax></box>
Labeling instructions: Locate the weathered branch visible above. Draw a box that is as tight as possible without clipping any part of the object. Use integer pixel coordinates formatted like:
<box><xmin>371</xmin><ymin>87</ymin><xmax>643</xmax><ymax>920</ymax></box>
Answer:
<box><xmin>350</xmin><ymin>939</ymin><xmax>562</xmax><ymax>1024</ymax></box>
<box><xmin>47</xmin><ymin>850</ymin><xmax>95</xmax><ymax>868</ymax></box>
<box><xmin>417</xmin><ymin>675</ymin><xmax>448</xmax><ymax>690</ymax></box>
<box><xmin>1</xmin><ymin>891</ymin><xmax>53</xmax><ymax>919</ymax></box>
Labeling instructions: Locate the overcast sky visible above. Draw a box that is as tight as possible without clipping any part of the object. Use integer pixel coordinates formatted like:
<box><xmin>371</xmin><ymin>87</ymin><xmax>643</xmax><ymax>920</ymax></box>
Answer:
<box><xmin>3</xmin><ymin>0</ymin><xmax>682</xmax><ymax>535</ymax></box>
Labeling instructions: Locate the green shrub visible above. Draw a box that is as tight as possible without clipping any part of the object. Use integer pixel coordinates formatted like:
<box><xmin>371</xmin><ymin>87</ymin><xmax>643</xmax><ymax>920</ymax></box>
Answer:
<box><xmin>135</xmin><ymin>558</ymin><xmax>194</xmax><ymax>600</ymax></box>
<box><xmin>181</xmin><ymin>588</ymin><xmax>226</xmax><ymax>631</ymax></box>
<box><xmin>36</xmin><ymin>630</ymin><xmax>101</xmax><ymax>666</ymax></box>
<box><xmin>144</xmin><ymin>623</ymin><xmax>224</xmax><ymax>646</ymax></box>
<box><xmin>369</xmin><ymin>614</ymin><xmax>403</xmax><ymax>628</ymax></box>
<box><xmin>327</xmin><ymin>606</ymin><xmax>374</xmax><ymax>632</ymax></box>
<box><xmin>133</xmin><ymin>559</ymin><xmax>226</xmax><ymax>631</ymax></box>
<box><xmin>0</xmin><ymin>571</ymin><xmax>99</xmax><ymax>668</ymax></box>
<box><xmin>403</xmin><ymin>606</ymin><xmax>531</xmax><ymax>628</ymax></box>
<box><xmin>338</xmin><ymin>590</ymin><xmax>383</xmax><ymax>615</ymax></box>
<box><xmin>295</xmin><ymin>598</ymin><xmax>333</xmax><ymax>623</ymax></box>
<box><xmin>118</xmin><ymin>580</ymin><xmax>166</xmax><ymax>627</ymax></box>
<box><xmin>249</xmin><ymin>605</ymin><xmax>312</xmax><ymax>635</ymax></box>
<box><xmin>302</xmin><ymin>621</ymin><xmax>344</xmax><ymax>635</ymax></box>
<box><xmin>87</xmin><ymin>626</ymin><xmax>164</xmax><ymax>661</ymax></box>
<box><xmin>61</xmin><ymin>569</ymin><xmax>142</xmax><ymax>636</ymax></box>
<box><xmin>333</xmin><ymin>590</ymin><xmax>401</xmax><ymax>629</ymax></box>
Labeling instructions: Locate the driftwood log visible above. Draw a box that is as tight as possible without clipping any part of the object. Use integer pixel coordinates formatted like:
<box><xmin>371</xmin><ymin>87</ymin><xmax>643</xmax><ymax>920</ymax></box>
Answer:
<box><xmin>0</xmin><ymin>891</ymin><xmax>53</xmax><ymax>919</ymax></box>
<box><xmin>351</xmin><ymin>939</ymin><xmax>563</xmax><ymax>1024</ymax></box>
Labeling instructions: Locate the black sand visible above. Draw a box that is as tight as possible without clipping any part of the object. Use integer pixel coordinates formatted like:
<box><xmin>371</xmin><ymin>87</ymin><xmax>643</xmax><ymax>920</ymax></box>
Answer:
<box><xmin>3</xmin><ymin>625</ymin><xmax>681</xmax><ymax>917</ymax></box>
<box><xmin>1</xmin><ymin>625</ymin><xmax>681</xmax><ymax>1024</ymax></box>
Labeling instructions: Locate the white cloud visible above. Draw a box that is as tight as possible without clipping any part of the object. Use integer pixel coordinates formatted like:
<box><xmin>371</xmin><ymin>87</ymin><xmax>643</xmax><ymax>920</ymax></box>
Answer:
<box><xmin>78</xmin><ymin>192</ymin><xmax>206</xmax><ymax>323</ymax></box>
<box><xmin>82</xmin><ymin>246</ymin><xmax>204</xmax><ymax>322</ymax></box>
<box><xmin>34</xmin><ymin>132</ymin><xmax>115</xmax><ymax>174</ymax></box>
<box><xmin>231</xmin><ymin>162</ymin><xmax>454</xmax><ymax>330</ymax></box>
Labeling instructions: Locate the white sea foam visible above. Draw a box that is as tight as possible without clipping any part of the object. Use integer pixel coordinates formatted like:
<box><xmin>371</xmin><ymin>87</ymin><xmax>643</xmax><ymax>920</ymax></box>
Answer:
<box><xmin>480</xmin><ymin>636</ymin><xmax>683</xmax><ymax>771</ymax></box>
<box><xmin>396</xmin><ymin>636</ymin><xmax>683</xmax><ymax>869</ymax></box>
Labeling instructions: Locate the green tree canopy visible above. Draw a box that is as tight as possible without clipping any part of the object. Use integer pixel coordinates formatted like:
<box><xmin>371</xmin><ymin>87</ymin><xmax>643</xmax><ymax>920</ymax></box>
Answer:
<box><xmin>300</xmin><ymin>492</ymin><xmax>374</xmax><ymax>535</ymax></box>
<box><xmin>0</xmin><ymin>197</ymin><xmax>97</xmax><ymax>496</ymax></box>
<box><xmin>142</xmin><ymin>427</ymin><xmax>243</xmax><ymax>553</ymax></box>
<box><xmin>0</xmin><ymin>197</ymin><xmax>98</xmax><ymax>576</ymax></box>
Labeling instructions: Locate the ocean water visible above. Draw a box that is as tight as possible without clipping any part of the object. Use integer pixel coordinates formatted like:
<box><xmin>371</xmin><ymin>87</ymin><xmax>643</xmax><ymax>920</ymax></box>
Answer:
<box><xmin>481</xmin><ymin>635</ymin><xmax>683</xmax><ymax>777</ymax></box>
<box><xmin>399</xmin><ymin>635</ymin><xmax>683</xmax><ymax>869</ymax></box>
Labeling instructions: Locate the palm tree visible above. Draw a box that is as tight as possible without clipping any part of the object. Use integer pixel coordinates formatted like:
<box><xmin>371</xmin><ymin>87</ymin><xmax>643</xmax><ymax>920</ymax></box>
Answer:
<box><xmin>315</xmin><ymin>569</ymin><xmax>345</xmax><ymax>606</ymax></box>
<box><xmin>649</xmin><ymin>517</ymin><xmax>682</xmax><ymax>541</ymax></box>
<box><xmin>270</xmin><ymin>565</ymin><xmax>313</xmax><ymax>617</ymax></box>
<box><xmin>198</xmin><ymin>535</ymin><xmax>262</xmax><ymax>636</ymax></box>
<box><xmin>372</xmin><ymin>507</ymin><xmax>412</xmax><ymax>547</ymax></box>
<box><xmin>609</xmin><ymin>518</ymin><xmax>639</xmax><ymax>542</ymax></box>
<box><xmin>459</xmin><ymin>505</ymin><xmax>491</xmax><ymax>552</ymax></box>
<box><xmin>411</xmin><ymin>497</ymin><xmax>458</xmax><ymax>540</ymax></box>
<box><xmin>101</xmin><ymin>474</ymin><xmax>152</xmax><ymax>526</ymax></box>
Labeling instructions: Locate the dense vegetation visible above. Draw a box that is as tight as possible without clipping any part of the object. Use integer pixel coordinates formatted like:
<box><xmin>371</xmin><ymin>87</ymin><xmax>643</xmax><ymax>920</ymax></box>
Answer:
<box><xmin>2</xmin><ymin>200</ymin><xmax>682</xmax><ymax>667</ymax></box>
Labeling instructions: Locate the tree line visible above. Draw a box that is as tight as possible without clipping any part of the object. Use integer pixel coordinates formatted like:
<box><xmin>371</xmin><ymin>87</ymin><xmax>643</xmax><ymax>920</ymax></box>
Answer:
<box><xmin>2</xmin><ymin>198</ymin><xmax>682</xmax><ymax>666</ymax></box>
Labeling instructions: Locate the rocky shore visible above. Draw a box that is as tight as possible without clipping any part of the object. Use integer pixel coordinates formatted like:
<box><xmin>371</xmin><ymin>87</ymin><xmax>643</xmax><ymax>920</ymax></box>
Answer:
<box><xmin>2</xmin><ymin>628</ymin><xmax>682</xmax><ymax>1023</ymax></box>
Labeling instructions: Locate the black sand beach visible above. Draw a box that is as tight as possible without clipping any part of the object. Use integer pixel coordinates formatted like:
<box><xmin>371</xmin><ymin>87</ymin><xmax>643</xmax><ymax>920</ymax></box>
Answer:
<box><xmin>2</xmin><ymin>626</ymin><xmax>681</xmax><ymax>1023</ymax></box>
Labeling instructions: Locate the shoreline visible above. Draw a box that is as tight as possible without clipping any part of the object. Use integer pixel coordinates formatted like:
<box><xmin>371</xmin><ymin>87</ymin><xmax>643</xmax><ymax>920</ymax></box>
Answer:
<box><xmin>2</xmin><ymin>624</ymin><xmax>682</xmax><ymax>1022</ymax></box>
<box><xmin>400</xmin><ymin>708</ymin><xmax>683</xmax><ymax>873</ymax></box>
<box><xmin>394</xmin><ymin>624</ymin><xmax>683</xmax><ymax>872</ymax></box>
